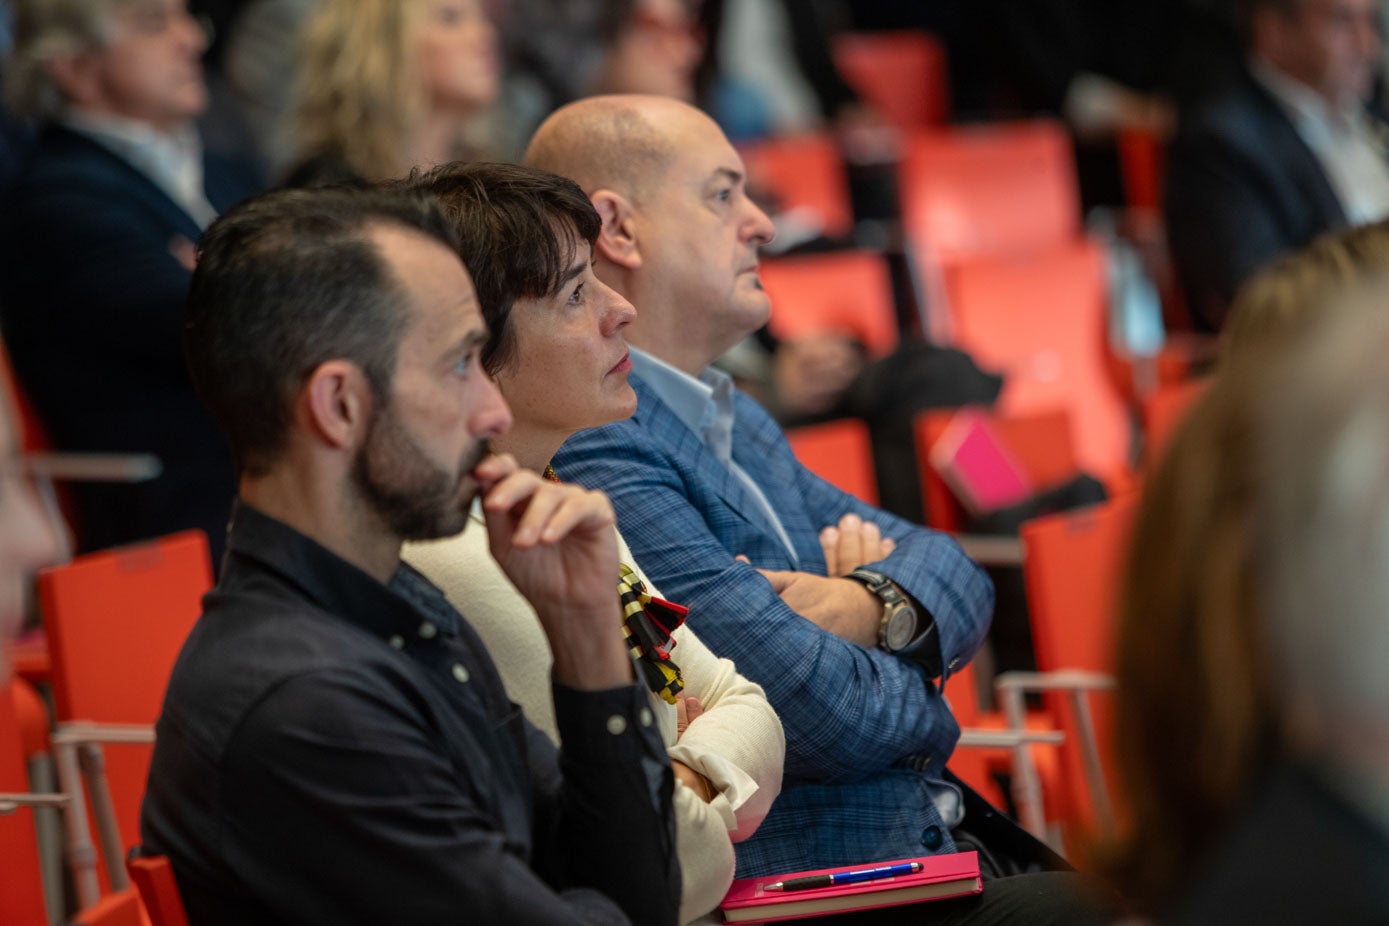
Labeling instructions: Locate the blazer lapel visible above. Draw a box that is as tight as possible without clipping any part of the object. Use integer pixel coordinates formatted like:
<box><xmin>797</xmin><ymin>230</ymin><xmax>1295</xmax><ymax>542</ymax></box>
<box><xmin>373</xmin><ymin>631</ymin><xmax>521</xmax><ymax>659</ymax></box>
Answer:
<box><xmin>728</xmin><ymin>394</ymin><xmax>825</xmax><ymax>568</ymax></box>
<box><xmin>1244</xmin><ymin>72</ymin><xmax>1348</xmax><ymax>227</ymax></box>
<box><xmin>631</xmin><ymin>375</ymin><xmax>785</xmax><ymax>547</ymax></box>
<box><xmin>50</xmin><ymin>125</ymin><xmax>205</xmax><ymax>241</ymax></box>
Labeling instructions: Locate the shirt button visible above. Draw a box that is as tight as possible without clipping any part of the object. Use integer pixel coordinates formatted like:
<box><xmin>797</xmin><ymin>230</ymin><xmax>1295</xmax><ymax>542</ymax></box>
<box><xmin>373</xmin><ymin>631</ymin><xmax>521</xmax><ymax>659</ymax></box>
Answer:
<box><xmin>639</xmin><ymin>708</ymin><xmax>653</xmax><ymax>727</ymax></box>
<box><xmin>388</xmin><ymin>635</ymin><xmax>405</xmax><ymax>649</ymax></box>
<box><xmin>451</xmin><ymin>663</ymin><xmax>469</xmax><ymax>683</ymax></box>
<box><xmin>921</xmin><ymin>825</ymin><xmax>944</xmax><ymax>850</ymax></box>
<box><xmin>418</xmin><ymin>621</ymin><xmax>438</xmax><ymax>639</ymax></box>
<box><xmin>606</xmin><ymin>715</ymin><xmax>627</xmax><ymax>735</ymax></box>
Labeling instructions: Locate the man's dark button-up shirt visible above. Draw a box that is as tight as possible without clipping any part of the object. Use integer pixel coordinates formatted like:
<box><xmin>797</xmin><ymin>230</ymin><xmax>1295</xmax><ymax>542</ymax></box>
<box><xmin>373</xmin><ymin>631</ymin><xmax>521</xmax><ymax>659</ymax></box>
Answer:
<box><xmin>140</xmin><ymin>503</ymin><xmax>679</xmax><ymax>925</ymax></box>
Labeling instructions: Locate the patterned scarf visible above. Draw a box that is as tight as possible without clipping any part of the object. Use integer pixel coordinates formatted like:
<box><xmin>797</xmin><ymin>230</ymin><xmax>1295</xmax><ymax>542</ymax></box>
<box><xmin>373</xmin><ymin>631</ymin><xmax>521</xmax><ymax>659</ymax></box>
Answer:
<box><xmin>544</xmin><ymin>465</ymin><xmax>687</xmax><ymax>703</ymax></box>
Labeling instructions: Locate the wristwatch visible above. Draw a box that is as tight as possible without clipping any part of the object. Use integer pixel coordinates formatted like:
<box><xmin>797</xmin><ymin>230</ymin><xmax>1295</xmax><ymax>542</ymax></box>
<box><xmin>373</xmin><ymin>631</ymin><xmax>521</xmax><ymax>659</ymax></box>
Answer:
<box><xmin>846</xmin><ymin>568</ymin><xmax>919</xmax><ymax>653</ymax></box>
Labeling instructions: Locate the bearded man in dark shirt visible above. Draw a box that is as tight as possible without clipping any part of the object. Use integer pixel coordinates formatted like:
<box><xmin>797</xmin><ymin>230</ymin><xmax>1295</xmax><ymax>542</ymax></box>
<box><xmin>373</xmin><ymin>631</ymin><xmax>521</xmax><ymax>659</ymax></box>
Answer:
<box><xmin>138</xmin><ymin>185</ymin><xmax>680</xmax><ymax>925</ymax></box>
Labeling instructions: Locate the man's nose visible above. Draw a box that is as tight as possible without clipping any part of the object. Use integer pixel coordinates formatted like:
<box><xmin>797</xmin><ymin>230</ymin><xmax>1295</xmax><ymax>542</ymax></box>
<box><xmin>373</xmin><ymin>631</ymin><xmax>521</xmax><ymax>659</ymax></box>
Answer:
<box><xmin>470</xmin><ymin>369</ymin><xmax>513</xmax><ymax>440</ymax></box>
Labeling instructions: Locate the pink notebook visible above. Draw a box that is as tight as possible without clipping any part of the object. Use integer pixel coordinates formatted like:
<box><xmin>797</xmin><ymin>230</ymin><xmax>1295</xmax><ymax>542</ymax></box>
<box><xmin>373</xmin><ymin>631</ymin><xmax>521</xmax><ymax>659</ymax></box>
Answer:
<box><xmin>930</xmin><ymin>410</ymin><xmax>1033</xmax><ymax>515</ymax></box>
<box><xmin>720</xmin><ymin>852</ymin><xmax>982</xmax><ymax>923</ymax></box>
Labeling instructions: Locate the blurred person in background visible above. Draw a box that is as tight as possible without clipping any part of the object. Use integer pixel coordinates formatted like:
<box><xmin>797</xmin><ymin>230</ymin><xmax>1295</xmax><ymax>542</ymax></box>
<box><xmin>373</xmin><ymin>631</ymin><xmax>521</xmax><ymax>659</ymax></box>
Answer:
<box><xmin>1107</xmin><ymin>220</ymin><xmax>1389</xmax><ymax>919</ymax></box>
<box><xmin>0</xmin><ymin>365</ymin><xmax>63</xmax><ymax>683</ymax></box>
<box><xmin>0</xmin><ymin>0</ymin><xmax>260</xmax><ymax>566</ymax></box>
<box><xmin>1178</xmin><ymin>290</ymin><xmax>1389</xmax><ymax>923</ymax></box>
<box><xmin>1106</xmin><ymin>362</ymin><xmax>1281</xmax><ymax>920</ymax></box>
<box><xmin>1165</xmin><ymin>0</ymin><xmax>1388</xmax><ymax>331</ymax></box>
<box><xmin>0</xmin><ymin>0</ymin><xmax>36</xmax><ymax>190</ymax></box>
<box><xmin>1221</xmin><ymin>217</ymin><xmax>1389</xmax><ymax>358</ymax></box>
<box><xmin>284</xmin><ymin>0</ymin><xmax>499</xmax><ymax>186</ymax></box>
<box><xmin>493</xmin><ymin>0</ymin><xmax>701</xmax><ymax>157</ymax></box>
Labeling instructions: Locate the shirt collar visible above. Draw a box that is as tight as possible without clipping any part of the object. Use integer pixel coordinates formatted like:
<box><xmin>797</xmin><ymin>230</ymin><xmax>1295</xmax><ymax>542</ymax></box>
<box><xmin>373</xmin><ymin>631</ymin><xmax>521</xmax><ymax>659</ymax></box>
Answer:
<box><xmin>225</xmin><ymin>501</ymin><xmax>463</xmax><ymax>643</ymax></box>
<box><xmin>630</xmin><ymin>347</ymin><xmax>738</xmax><ymax>464</ymax></box>
<box><xmin>1250</xmin><ymin>55</ymin><xmax>1364</xmax><ymax>136</ymax></box>
<box><xmin>59</xmin><ymin>108</ymin><xmax>216</xmax><ymax>227</ymax></box>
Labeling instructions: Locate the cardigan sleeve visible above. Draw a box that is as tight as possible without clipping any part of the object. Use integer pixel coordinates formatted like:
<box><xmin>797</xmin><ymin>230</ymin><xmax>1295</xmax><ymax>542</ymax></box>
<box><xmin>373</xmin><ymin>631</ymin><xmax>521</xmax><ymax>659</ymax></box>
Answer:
<box><xmin>405</xmin><ymin>514</ymin><xmax>785</xmax><ymax>924</ymax></box>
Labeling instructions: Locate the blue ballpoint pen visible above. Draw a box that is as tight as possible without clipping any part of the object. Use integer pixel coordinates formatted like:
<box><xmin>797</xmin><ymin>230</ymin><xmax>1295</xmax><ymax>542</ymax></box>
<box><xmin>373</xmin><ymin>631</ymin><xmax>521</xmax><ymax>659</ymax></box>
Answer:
<box><xmin>765</xmin><ymin>861</ymin><xmax>923</xmax><ymax>892</ymax></box>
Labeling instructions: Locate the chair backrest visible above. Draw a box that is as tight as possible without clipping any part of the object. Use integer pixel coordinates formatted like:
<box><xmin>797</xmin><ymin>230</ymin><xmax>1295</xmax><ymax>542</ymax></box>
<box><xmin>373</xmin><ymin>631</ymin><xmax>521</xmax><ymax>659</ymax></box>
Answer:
<box><xmin>71</xmin><ymin>887</ymin><xmax>146</xmax><ymax>926</ymax></box>
<box><xmin>784</xmin><ymin>417</ymin><xmax>878</xmax><ymax>506</ymax></box>
<box><xmin>0</xmin><ymin>681</ymin><xmax>49</xmax><ymax>926</ymax></box>
<box><xmin>942</xmin><ymin>239</ymin><xmax>1132</xmax><ymax>481</ymax></box>
<box><xmin>127</xmin><ymin>855</ymin><xmax>190</xmax><ymax>926</ymax></box>
<box><xmin>1116</xmin><ymin>128</ymin><xmax>1167</xmax><ymax>215</ymax></box>
<box><xmin>741</xmin><ymin>133</ymin><xmax>854</xmax><ymax>239</ymax></box>
<box><xmin>915</xmin><ymin>407</ymin><xmax>1078</xmax><ymax>532</ymax></box>
<box><xmin>759</xmin><ymin>250</ymin><xmax>900</xmax><ymax>358</ymax></box>
<box><xmin>1019</xmin><ymin>494</ymin><xmax>1140</xmax><ymax>827</ymax></box>
<box><xmin>1141</xmin><ymin>376</ymin><xmax>1211</xmax><ymax>472</ymax></box>
<box><xmin>40</xmin><ymin>531</ymin><xmax>213</xmax><ymax>874</ymax></box>
<box><xmin>831</xmin><ymin>30</ymin><xmax>950</xmax><ymax>130</ymax></box>
<box><xmin>1020</xmin><ymin>495</ymin><xmax>1139</xmax><ymax>674</ymax></box>
<box><xmin>900</xmin><ymin>120</ymin><xmax>1081</xmax><ymax>267</ymax></box>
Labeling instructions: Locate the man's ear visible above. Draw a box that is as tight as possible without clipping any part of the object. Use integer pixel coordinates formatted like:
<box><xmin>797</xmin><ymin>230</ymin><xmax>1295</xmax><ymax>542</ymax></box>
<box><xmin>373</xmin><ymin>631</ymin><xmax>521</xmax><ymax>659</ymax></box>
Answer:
<box><xmin>46</xmin><ymin>52</ymin><xmax>103</xmax><ymax>111</ymax></box>
<box><xmin>302</xmin><ymin>360</ymin><xmax>373</xmax><ymax>451</ymax></box>
<box><xmin>590</xmin><ymin>189</ymin><xmax>642</xmax><ymax>270</ymax></box>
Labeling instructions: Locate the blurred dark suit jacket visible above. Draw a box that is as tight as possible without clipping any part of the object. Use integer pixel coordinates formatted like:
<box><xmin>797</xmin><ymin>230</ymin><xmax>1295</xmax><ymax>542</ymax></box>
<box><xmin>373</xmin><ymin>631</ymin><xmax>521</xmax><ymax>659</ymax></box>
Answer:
<box><xmin>0</xmin><ymin>124</ymin><xmax>259</xmax><ymax>566</ymax></box>
<box><xmin>1164</xmin><ymin>65</ymin><xmax>1365</xmax><ymax>332</ymax></box>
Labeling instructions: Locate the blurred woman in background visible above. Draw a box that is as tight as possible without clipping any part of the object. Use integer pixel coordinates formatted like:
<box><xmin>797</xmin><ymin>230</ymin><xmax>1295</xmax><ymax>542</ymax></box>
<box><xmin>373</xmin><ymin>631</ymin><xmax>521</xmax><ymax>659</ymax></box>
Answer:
<box><xmin>286</xmin><ymin>0</ymin><xmax>498</xmax><ymax>185</ymax></box>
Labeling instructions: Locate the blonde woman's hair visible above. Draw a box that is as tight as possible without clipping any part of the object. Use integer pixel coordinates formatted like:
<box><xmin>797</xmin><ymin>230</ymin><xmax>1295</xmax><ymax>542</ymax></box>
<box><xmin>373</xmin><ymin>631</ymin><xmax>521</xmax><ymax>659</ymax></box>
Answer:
<box><xmin>1223</xmin><ymin>219</ymin><xmax>1389</xmax><ymax>362</ymax></box>
<box><xmin>288</xmin><ymin>0</ymin><xmax>433</xmax><ymax>182</ymax></box>
<box><xmin>4</xmin><ymin>0</ymin><xmax>122</xmax><ymax>120</ymax></box>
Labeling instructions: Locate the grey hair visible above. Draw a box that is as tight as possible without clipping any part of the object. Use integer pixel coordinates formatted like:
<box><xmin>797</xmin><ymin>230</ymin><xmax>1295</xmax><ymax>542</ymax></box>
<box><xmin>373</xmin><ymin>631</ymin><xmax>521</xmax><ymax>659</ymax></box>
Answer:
<box><xmin>4</xmin><ymin>0</ymin><xmax>124</xmax><ymax>120</ymax></box>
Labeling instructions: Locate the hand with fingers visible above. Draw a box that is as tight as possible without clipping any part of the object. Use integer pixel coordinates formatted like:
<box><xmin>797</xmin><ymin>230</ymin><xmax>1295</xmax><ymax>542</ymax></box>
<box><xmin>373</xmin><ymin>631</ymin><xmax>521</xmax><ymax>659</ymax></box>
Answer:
<box><xmin>475</xmin><ymin>453</ymin><xmax>630</xmax><ymax>689</ymax></box>
<box><xmin>671</xmin><ymin>697</ymin><xmax>715</xmax><ymax>802</ymax></box>
<box><xmin>819</xmin><ymin>513</ymin><xmax>896</xmax><ymax>576</ymax></box>
<box><xmin>755</xmin><ymin>568</ymin><xmax>881</xmax><ymax>647</ymax></box>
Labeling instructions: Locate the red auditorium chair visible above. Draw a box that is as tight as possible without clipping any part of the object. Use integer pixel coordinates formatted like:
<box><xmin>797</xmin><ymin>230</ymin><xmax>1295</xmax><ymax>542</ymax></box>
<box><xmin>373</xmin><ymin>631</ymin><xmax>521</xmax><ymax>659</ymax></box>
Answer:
<box><xmin>1116</xmin><ymin>128</ymin><xmax>1167</xmax><ymax>217</ymax></box>
<box><xmin>831</xmin><ymin>31</ymin><xmax>950</xmax><ymax>130</ymax></box>
<box><xmin>1</xmin><ymin>678</ymin><xmax>59</xmax><ymax>926</ymax></box>
<box><xmin>741</xmin><ymin>133</ymin><xmax>854</xmax><ymax>240</ymax></box>
<box><xmin>758</xmin><ymin>250</ymin><xmax>899</xmax><ymax>357</ymax></box>
<box><xmin>941</xmin><ymin>240</ymin><xmax>1134</xmax><ymax>485</ymax></box>
<box><xmin>40</xmin><ymin>531</ymin><xmax>213</xmax><ymax>909</ymax></box>
<box><xmin>784</xmin><ymin>418</ymin><xmax>878</xmax><ymax>505</ymax></box>
<box><xmin>1000</xmin><ymin>494</ymin><xmax>1140</xmax><ymax>853</ymax></box>
<box><xmin>899</xmin><ymin>120</ymin><xmax>1081</xmax><ymax>269</ymax></box>
<box><xmin>71</xmin><ymin>888</ymin><xmax>146</xmax><ymax>926</ymax></box>
<box><xmin>127</xmin><ymin>854</ymin><xmax>190</xmax><ymax>926</ymax></box>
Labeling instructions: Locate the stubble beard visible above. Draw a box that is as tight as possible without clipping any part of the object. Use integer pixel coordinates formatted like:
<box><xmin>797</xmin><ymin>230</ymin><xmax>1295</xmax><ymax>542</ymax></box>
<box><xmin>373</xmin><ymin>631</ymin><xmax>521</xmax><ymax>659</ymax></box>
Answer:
<box><xmin>352</xmin><ymin>403</ymin><xmax>487</xmax><ymax>541</ymax></box>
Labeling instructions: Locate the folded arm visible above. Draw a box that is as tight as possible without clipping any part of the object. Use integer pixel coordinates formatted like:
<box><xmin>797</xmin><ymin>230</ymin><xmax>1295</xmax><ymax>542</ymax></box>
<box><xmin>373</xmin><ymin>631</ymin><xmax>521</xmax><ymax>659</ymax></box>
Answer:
<box><xmin>557</xmin><ymin>426</ymin><xmax>983</xmax><ymax>782</ymax></box>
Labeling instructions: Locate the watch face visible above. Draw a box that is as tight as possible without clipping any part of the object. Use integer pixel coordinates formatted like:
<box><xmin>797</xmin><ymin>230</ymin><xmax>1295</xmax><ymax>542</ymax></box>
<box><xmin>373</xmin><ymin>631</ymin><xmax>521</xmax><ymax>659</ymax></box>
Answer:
<box><xmin>883</xmin><ymin>606</ymin><xmax>917</xmax><ymax>651</ymax></box>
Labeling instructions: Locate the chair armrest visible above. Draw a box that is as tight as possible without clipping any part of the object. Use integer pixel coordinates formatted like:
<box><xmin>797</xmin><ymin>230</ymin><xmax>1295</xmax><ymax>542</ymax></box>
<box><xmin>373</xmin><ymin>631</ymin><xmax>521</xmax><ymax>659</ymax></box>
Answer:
<box><xmin>0</xmin><ymin>792</ymin><xmax>69</xmax><ymax>813</ymax></box>
<box><xmin>950</xmin><ymin>534</ymin><xmax>1025</xmax><ymax>567</ymax></box>
<box><xmin>995</xmin><ymin>670</ymin><xmax>1117</xmax><ymax>839</ymax></box>
<box><xmin>994</xmin><ymin>669</ymin><xmax>1115</xmax><ymax>696</ymax></box>
<box><xmin>51</xmin><ymin>722</ymin><xmax>156</xmax><ymax>748</ymax></box>
<box><xmin>25</xmin><ymin>453</ymin><xmax>162</xmax><ymax>483</ymax></box>
<box><xmin>50</xmin><ymin>722</ymin><xmax>156</xmax><ymax>907</ymax></box>
<box><xmin>957</xmin><ymin>727</ymin><xmax>1065</xmax><ymax>749</ymax></box>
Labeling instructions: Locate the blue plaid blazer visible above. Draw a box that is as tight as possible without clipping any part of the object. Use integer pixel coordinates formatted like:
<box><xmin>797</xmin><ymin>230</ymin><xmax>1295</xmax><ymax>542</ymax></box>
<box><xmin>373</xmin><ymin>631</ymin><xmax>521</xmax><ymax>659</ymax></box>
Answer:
<box><xmin>555</xmin><ymin>373</ymin><xmax>994</xmax><ymax>876</ymax></box>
